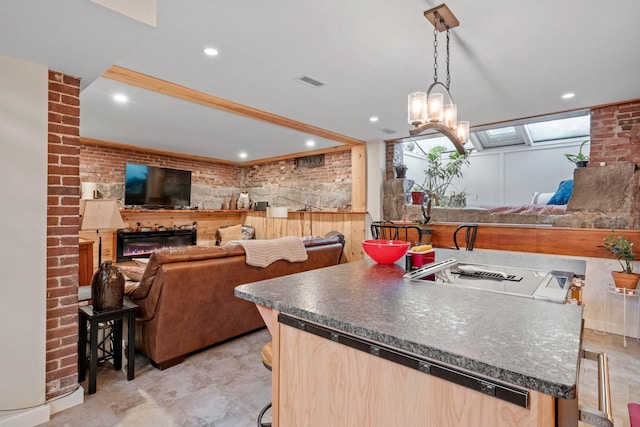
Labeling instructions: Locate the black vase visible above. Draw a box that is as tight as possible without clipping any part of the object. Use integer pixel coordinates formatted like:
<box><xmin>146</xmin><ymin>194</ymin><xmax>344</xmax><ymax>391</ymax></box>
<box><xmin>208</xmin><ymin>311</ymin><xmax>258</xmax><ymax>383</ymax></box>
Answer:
<box><xmin>91</xmin><ymin>260</ymin><xmax>125</xmax><ymax>311</ymax></box>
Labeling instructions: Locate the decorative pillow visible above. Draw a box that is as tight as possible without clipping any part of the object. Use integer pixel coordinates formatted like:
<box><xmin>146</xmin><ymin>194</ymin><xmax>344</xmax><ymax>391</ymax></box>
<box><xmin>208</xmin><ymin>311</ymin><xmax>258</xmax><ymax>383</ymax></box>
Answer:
<box><xmin>531</xmin><ymin>191</ymin><xmax>555</xmax><ymax>205</ymax></box>
<box><xmin>241</xmin><ymin>225</ymin><xmax>256</xmax><ymax>240</ymax></box>
<box><xmin>547</xmin><ymin>180</ymin><xmax>573</xmax><ymax>205</ymax></box>
<box><xmin>218</xmin><ymin>224</ymin><xmax>243</xmax><ymax>246</ymax></box>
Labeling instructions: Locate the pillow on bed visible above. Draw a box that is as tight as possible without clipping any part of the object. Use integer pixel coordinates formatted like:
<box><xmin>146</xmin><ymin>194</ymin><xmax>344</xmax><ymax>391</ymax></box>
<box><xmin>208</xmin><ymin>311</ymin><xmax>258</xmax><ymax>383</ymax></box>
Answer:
<box><xmin>547</xmin><ymin>180</ymin><xmax>573</xmax><ymax>205</ymax></box>
<box><xmin>531</xmin><ymin>192</ymin><xmax>555</xmax><ymax>205</ymax></box>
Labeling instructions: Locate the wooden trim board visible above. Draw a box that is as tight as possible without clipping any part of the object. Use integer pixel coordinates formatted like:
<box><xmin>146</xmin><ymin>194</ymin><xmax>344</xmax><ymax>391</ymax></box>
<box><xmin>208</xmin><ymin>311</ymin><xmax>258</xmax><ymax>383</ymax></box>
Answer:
<box><xmin>102</xmin><ymin>66</ymin><xmax>365</xmax><ymax>147</ymax></box>
<box><xmin>429</xmin><ymin>223</ymin><xmax>640</xmax><ymax>258</ymax></box>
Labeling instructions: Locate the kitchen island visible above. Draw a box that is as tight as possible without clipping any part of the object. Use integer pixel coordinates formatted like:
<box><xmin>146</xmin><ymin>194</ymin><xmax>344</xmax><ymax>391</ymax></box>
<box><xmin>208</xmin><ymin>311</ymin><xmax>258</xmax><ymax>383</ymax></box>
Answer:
<box><xmin>235</xmin><ymin>249</ymin><xmax>587</xmax><ymax>427</ymax></box>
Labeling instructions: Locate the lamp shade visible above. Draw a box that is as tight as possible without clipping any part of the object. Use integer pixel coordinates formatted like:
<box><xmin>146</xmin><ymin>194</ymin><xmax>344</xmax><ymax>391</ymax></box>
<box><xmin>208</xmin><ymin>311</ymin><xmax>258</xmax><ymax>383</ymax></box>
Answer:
<box><xmin>408</xmin><ymin>92</ymin><xmax>427</xmax><ymax>125</ymax></box>
<box><xmin>266</xmin><ymin>206</ymin><xmax>288</xmax><ymax>218</ymax></box>
<box><xmin>80</xmin><ymin>199</ymin><xmax>126</xmax><ymax>230</ymax></box>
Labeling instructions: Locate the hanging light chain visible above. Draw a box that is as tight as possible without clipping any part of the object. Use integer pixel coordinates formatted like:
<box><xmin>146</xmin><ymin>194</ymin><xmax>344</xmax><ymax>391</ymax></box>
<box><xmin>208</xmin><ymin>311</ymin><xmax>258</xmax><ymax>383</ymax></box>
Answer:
<box><xmin>432</xmin><ymin>11</ymin><xmax>439</xmax><ymax>84</ymax></box>
<box><xmin>445</xmin><ymin>28</ymin><xmax>451</xmax><ymax>90</ymax></box>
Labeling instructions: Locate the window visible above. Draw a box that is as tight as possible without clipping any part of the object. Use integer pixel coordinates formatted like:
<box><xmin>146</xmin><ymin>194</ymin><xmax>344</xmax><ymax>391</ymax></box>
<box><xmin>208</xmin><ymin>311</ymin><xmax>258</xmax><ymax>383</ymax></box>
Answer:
<box><xmin>527</xmin><ymin>115</ymin><xmax>590</xmax><ymax>143</ymax></box>
<box><xmin>400</xmin><ymin>110</ymin><xmax>590</xmax><ymax>153</ymax></box>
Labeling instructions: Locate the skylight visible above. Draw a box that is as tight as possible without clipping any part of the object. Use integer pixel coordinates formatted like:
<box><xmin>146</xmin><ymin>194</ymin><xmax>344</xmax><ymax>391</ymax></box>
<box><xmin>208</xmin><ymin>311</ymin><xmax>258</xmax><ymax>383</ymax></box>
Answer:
<box><xmin>527</xmin><ymin>115</ymin><xmax>590</xmax><ymax>142</ymax></box>
<box><xmin>401</xmin><ymin>110</ymin><xmax>590</xmax><ymax>153</ymax></box>
<box><xmin>473</xmin><ymin>126</ymin><xmax>529</xmax><ymax>148</ymax></box>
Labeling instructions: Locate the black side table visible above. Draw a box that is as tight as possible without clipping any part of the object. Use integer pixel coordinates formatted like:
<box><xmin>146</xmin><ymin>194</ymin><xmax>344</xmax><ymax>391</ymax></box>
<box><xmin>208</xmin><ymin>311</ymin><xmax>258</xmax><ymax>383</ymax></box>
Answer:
<box><xmin>78</xmin><ymin>299</ymin><xmax>137</xmax><ymax>394</ymax></box>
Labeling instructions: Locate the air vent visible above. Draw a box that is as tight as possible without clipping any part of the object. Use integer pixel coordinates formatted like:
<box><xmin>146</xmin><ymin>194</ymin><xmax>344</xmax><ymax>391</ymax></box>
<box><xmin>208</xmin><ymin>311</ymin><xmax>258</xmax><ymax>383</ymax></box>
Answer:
<box><xmin>295</xmin><ymin>75</ymin><xmax>326</xmax><ymax>88</ymax></box>
<box><xmin>295</xmin><ymin>154</ymin><xmax>325</xmax><ymax>168</ymax></box>
<box><xmin>380</xmin><ymin>128</ymin><xmax>397</xmax><ymax>134</ymax></box>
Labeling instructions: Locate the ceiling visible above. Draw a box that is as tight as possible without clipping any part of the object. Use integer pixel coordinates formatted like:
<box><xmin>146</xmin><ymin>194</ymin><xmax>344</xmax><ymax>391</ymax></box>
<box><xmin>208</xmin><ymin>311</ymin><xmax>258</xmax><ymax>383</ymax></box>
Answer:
<box><xmin>2</xmin><ymin>0</ymin><xmax>639</xmax><ymax>164</ymax></box>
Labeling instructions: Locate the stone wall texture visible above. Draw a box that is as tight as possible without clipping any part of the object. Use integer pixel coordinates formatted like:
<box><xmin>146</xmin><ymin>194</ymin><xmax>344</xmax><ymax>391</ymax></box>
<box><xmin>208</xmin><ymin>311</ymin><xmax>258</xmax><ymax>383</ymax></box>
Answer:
<box><xmin>79</xmin><ymin>145</ymin><xmax>353</xmax><ymax>211</ymax></box>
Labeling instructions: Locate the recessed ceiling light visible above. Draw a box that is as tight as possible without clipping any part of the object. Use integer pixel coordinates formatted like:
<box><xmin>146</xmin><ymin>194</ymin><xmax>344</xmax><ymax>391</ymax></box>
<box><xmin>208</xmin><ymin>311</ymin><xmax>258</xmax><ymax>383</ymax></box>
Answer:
<box><xmin>306</xmin><ymin>140</ymin><xmax>315</xmax><ymax>147</ymax></box>
<box><xmin>113</xmin><ymin>93</ymin><xmax>128</xmax><ymax>103</ymax></box>
<box><xmin>204</xmin><ymin>47</ymin><xmax>219</xmax><ymax>56</ymax></box>
<box><xmin>562</xmin><ymin>93</ymin><xmax>575</xmax><ymax>99</ymax></box>
<box><xmin>239</xmin><ymin>152</ymin><xmax>248</xmax><ymax>159</ymax></box>
<box><xmin>369</xmin><ymin>116</ymin><xmax>379</xmax><ymax>122</ymax></box>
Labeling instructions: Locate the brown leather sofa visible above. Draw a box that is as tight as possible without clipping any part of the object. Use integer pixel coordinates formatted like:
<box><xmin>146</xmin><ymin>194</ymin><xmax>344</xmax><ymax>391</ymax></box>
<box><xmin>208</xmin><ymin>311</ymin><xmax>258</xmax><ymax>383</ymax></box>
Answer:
<box><xmin>127</xmin><ymin>236</ymin><xmax>344</xmax><ymax>369</ymax></box>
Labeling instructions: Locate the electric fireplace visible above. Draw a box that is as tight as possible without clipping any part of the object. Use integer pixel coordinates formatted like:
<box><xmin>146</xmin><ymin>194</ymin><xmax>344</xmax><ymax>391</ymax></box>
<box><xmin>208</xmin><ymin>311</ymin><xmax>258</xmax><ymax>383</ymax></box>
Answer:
<box><xmin>116</xmin><ymin>229</ymin><xmax>197</xmax><ymax>262</ymax></box>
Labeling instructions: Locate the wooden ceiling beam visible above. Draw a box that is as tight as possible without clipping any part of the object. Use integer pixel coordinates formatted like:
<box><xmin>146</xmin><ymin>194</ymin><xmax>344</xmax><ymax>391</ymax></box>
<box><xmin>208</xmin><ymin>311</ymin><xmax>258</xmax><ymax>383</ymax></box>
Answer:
<box><xmin>102</xmin><ymin>65</ymin><xmax>365</xmax><ymax>147</ymax></box>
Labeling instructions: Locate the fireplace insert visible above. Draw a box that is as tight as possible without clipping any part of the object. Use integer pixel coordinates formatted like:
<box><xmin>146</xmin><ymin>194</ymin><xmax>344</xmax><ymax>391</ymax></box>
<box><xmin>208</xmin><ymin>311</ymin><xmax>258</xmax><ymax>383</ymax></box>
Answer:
<box><xmin>116</xmin><ymin>229</ymin><xmax>197</xmax><ymax>262</ymax></box>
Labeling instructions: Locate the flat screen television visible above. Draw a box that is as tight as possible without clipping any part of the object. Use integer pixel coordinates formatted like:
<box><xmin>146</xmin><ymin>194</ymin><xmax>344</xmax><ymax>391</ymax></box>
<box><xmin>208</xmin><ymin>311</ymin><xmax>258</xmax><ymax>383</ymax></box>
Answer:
<box><xmin>124</xmin><ymin>163</ymin><xmax>192</xmax><ymax>208</ymax></box>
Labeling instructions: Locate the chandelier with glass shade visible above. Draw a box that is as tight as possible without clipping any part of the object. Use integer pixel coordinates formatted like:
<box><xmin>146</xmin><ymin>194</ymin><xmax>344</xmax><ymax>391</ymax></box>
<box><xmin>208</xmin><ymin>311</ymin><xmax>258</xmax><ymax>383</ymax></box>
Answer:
<box><xmin>408</xmin><ymin>4</ymin><xmax>469</xmax><ymax>155</ymax></box>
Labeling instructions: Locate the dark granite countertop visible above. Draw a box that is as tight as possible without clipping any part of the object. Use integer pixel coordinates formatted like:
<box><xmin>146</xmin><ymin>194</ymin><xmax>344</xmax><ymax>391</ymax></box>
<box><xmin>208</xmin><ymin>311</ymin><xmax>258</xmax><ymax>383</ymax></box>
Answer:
<box><xmin>234</xmin><ymin>249</ymin><xmax>584</xmax><ymax>399</ymax></box>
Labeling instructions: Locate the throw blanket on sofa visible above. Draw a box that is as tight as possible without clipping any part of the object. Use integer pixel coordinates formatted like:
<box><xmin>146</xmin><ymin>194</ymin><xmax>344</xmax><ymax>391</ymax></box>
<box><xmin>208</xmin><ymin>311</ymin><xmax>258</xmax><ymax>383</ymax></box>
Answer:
<box><xmin>227</xmin><ymin>236</ymin><xmax>308</xmax><ymax>267</ymax></box>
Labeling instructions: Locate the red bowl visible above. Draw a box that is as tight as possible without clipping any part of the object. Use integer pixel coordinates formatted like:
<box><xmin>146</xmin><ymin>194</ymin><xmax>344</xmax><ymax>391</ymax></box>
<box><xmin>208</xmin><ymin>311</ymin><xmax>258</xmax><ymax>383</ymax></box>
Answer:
<box><xmin>362</xmin><ymin>239</ymin><xmax>411</xmax><ymax>264</ymax></box>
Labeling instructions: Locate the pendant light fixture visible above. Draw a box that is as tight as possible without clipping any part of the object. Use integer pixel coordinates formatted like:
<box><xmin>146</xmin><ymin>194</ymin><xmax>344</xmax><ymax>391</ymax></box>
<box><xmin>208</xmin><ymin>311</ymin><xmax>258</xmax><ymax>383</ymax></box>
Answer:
<box><xmin>408</xmin><ymin>4</ymin><xmax>469</xmax><ymax>154</ymax></box>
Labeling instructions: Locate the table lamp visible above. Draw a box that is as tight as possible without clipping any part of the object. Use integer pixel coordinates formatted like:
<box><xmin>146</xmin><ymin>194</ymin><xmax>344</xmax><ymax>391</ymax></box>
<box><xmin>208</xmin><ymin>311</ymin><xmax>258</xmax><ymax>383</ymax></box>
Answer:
<box><xmin>80</xmin><ymin>199</ymin><xmax>126</xmax><ymax>266</ymax></box>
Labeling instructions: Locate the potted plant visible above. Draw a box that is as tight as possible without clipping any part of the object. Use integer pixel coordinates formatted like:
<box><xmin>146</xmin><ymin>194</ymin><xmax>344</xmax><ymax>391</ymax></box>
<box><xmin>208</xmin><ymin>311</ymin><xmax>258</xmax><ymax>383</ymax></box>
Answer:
<box><xmin>393</xmin><ymin>163</ymin><xmax>408</xmax><ymax>179</ymax></box>
<box><xmin>416</xmin><ymin>204</ymin><xmax>433</xmax><ymax>245</ymax></box>
<box><xmin>598</xmin><ymin>231</ymin><xmax>639</xmax><ymax>289</ymax></box>
<box><xmin>448</xmin><ymin>189</ymin><xmax>468</xmax><ymax>208</ymax></box>
<box><xmin>410</xmin><ymin>184</ymin><xmax>425</xmax><ymax>205</ymax></box>
<box><xmin>564</xmin><ymin>140</ymin><xmax>590</xmax><ymax>168</ymax></box>
<box><xmin>419</xmin><ymin>146</ymin><xmax>471</xmax><ymax>206</ymax></box>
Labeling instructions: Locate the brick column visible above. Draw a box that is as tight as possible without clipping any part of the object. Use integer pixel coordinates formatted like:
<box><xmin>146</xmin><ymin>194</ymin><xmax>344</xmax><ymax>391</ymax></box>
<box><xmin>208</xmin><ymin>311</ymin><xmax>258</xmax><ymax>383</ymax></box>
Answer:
<box><xmin>46</xmin><ymin>70</ymin><xmax>81</xmax><ymax>400</ymax></box>
<box><xmin>590</xmin><ymin>100</ymin><xmax>640</xmax><ymax>166</ymax></box>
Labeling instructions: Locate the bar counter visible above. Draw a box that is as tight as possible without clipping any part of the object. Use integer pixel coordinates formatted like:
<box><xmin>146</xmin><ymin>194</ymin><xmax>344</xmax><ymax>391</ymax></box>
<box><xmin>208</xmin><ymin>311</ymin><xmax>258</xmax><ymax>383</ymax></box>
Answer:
<box><xmin>235</xmin><ymin>249</ymin><xmax>586</xmax><ymax>426</ymax></box>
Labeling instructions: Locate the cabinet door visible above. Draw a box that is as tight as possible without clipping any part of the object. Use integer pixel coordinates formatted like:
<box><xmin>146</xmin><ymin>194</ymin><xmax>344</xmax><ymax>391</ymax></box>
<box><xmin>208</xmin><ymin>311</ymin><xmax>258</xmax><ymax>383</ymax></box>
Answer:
<box><xmin>79</xmin><ymin>239</ymin><xmax>94</xmax><ymax>286</ymax></box>
<box><xmin>277</xmin><ymin>323</ymin><xmax>554</xmax><ymax>427</ymax></box>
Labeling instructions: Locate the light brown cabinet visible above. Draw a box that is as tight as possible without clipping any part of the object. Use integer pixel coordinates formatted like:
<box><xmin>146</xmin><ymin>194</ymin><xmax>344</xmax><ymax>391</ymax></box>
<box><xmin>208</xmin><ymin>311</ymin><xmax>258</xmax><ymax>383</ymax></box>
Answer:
<box><xmin>79</xmin><ymin>238</ymin><xmax>94</xmax><ymax>286</ymax></box>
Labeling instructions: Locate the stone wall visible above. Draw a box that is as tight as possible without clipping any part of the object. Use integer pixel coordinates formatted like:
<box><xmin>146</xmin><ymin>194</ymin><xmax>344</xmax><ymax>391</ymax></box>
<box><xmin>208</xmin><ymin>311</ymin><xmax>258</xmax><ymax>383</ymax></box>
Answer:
<box><xmin>241</xmin><ymin>151</ymin><xmax>352</xmax><ymax>210</ymax></box>
<box><xmin>558</xmin><ymin>101</ymin><xmax>640</xmax><ymax>229</ymax></box>
<box><xmin>79</xmin><ymin>144</ymin><xmax>353</xmax><ymax>211</ymax></box>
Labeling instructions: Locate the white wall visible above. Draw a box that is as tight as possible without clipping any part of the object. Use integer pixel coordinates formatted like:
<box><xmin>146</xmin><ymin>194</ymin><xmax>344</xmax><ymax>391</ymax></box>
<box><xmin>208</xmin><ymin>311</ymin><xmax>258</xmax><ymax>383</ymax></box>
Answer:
<box><xmin>366</xmin><ymin>140</ymin><xmax>385</xmax><ymax>236</ymax></box>
<box><xmin>0</xmin><ymin>55</ymin><xmax>48</xmax><ymax>415</ymax></box>
<box><xmin>405</xmin><ymin>141</ymin><xmax>582</xmax><ymax>206</ymax></box>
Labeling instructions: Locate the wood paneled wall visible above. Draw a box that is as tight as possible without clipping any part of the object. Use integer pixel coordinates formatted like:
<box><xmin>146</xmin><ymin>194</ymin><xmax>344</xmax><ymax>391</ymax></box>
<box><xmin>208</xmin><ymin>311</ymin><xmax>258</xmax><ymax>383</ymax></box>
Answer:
<box><xmin>244</xmin><ymin>211</ymin><xmax>366</xmax><ymax>263</ymax></box>
<box><xmin>86</xmin><ymin>210</ymin><xmax>366</xmax><ymax>267</ymax></box>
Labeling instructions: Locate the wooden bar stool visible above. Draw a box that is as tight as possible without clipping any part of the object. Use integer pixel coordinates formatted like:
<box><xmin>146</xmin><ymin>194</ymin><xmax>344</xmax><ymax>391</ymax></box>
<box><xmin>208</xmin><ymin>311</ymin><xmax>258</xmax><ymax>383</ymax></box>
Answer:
<box><xmin>257</xmin><ymin>341</ymin><xmax>273</xmax><ymax>427</ymax></box>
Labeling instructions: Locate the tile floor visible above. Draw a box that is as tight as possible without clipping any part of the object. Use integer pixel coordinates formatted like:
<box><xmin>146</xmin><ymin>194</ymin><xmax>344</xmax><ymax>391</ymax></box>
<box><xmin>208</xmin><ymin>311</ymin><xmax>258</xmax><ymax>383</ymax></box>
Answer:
<box><xmin>41</xmin><ymin>327</ymin><xmax>638</xmax><ymax>427</ymax></box>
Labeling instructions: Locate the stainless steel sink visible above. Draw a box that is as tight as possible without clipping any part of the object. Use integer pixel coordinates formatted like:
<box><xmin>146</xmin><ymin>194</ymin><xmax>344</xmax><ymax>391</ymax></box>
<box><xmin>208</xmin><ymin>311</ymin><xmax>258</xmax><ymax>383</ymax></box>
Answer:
<box><xmin>432</xmin><ymin>262</ymin><xmax>574</xmax><ymax>303</ymax></box>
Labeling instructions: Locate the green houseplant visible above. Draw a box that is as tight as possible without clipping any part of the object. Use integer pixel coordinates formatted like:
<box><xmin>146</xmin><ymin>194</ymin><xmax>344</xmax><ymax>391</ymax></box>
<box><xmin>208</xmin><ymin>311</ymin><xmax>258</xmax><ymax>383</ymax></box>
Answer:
<box><xmin>599</xmin><ymin>231</ymin><xmax>639</xmax><ymax>289</ymax></box>
<box><xmin>414</xmin><ymin>146</ymin><xmax>471</xmax><ymax>221</ymax></box>
<box><xmin>420</xmin><ymin>146</ymin><xmax>471</xmax><ymax>202</ymax></box>
<box><xmin>564</xmin><ymin>140</ymin><xmax>590</xmax><ymax>168</ymax></box>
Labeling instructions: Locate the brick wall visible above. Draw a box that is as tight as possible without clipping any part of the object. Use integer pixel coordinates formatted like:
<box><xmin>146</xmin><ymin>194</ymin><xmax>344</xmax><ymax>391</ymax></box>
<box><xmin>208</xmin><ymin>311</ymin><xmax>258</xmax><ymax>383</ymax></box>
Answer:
<box><xmin>80</xmin><ymin>143</ymin><xmax>241</xmax><ymax>187</ymax></box>
<box><xmin>589</xmin><ymin>100</ymin><xmax>640</xmax><ymax>166</ymax></box>
<box><xmin>79</xmin><ymin>145</ymin><xmax>353</xmax><ymax>210</ymax></box>
<box><xmin>46</xmin><ymin>71</ymin><xmax>81</xmax><ymax>400</ymax></box>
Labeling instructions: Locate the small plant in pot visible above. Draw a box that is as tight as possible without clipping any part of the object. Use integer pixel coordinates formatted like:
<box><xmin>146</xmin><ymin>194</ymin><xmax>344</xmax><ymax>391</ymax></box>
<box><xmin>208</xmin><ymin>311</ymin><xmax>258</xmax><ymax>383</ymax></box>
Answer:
<box><xmin>564</xmin><ymin>140</ymin><xmax>590</xmax><ymax>168</ymax></box>
<box><xmin>393</xmin><ymin>163</ymin><xmax>408</xmax><ymax>179</ymax></box>
<box><xmin>410</xmin><ymin>184</ymin><xmax>425</xmax><ymax>205</ymax></box>
<box><xmin>598</xmin><ymin>231</ymin><xmax>639</xmax><ymax>290</ymax></box>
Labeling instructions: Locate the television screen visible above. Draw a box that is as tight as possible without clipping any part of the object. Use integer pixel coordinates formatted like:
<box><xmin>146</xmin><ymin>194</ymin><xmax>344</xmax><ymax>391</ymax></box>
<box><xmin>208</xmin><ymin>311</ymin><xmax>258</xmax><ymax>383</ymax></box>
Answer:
<box><xmin>125</xmin><ymin>163</ymin><xmax>192</xmax><ymax>208</ymax></box>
